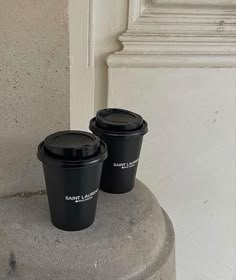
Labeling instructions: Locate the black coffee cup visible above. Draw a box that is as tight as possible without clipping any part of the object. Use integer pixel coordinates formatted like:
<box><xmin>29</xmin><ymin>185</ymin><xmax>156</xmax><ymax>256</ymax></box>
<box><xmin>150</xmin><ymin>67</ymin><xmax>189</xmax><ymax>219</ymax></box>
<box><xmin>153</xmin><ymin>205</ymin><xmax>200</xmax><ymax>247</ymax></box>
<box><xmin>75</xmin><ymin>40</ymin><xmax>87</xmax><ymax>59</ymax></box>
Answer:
<box><xmin>89</xmin><ymin>108</ymin><xmax>148</xmax><ymax>194</ymax></box>
<box><xmin>37</xmin><ymin>131</ymin><xmax>107</xmax><ymax>231</ymax></box>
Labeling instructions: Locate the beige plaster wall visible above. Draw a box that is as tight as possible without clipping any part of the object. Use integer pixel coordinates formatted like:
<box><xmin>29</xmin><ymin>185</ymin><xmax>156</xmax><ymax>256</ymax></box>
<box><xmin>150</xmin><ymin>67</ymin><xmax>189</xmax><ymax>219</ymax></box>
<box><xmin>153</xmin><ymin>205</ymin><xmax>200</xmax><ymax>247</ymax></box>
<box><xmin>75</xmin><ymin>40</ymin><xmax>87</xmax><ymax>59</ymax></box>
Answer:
<box><xmin>0</xmin><ymin>0</ymin><xmax>70</xmax><ymax>196</ymax></box>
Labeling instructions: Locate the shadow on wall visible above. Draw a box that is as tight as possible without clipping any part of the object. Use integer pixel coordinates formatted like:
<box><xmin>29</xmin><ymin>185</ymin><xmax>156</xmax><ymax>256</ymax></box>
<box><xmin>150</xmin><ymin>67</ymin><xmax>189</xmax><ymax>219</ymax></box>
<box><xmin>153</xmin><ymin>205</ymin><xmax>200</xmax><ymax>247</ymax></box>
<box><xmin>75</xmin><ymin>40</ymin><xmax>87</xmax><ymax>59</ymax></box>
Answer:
<box><xmin>0</xmin><ymin>0</ymin><xmax>70</xmax><ymax>196</ymax></box>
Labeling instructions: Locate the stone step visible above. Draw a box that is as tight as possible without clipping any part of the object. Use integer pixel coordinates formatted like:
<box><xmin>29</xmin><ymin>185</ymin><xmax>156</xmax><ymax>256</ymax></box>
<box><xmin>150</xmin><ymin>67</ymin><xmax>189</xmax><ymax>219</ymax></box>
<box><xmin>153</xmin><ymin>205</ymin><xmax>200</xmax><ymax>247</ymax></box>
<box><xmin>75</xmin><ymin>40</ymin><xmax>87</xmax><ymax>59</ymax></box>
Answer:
<box><xmin>0</xmin><ymin>180</ymin><xmax>175</xmax><ymax>280</ymax></box>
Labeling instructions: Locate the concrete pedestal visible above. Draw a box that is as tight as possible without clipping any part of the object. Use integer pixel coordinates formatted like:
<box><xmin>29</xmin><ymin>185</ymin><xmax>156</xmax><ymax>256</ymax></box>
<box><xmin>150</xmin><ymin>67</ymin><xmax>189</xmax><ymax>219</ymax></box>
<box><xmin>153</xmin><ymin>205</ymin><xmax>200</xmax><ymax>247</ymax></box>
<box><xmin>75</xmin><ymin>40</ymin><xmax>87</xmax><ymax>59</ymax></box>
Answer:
<box><xmin>0</xmin><ymin>180</ymin><xmax>176</xmax><ymax>280</ymax></box>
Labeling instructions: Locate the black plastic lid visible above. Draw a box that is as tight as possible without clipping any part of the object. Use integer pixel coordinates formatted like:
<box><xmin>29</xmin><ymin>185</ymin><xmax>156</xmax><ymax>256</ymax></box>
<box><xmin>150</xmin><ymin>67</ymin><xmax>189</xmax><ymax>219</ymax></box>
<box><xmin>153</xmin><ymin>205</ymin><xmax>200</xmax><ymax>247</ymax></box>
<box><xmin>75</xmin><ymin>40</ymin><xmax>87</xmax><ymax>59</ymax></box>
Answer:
<box><xmin>96</xmin><ymin>108</ymin><xmax>143</xmax><ymax>131</ymax></box>
<box><xmin>90</xmin><ymin>108</ymin><xmax>148</xmax><ymax>138</ymax></box>
<box><xmin>44</xmin><ymin>131</ymin><xmax>99</xmax><ymax>159</ymax></box>
<box><xmin>37</xmin><ymin>131</ymin><xmax>107</xmax><ymax>167</ymax></box>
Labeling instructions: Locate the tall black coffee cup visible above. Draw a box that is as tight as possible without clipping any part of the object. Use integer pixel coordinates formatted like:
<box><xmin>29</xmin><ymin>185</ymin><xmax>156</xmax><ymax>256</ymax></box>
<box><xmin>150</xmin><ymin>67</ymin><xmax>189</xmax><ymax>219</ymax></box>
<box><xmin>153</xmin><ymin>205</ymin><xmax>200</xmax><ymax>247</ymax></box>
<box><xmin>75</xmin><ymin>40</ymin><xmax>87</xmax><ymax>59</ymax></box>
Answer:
<box><xmin>89</xmin><ymin>108</ymin><xmax>148</xmax><ymax>194</ymax></box>
<box><xmin>37</xmin><ymin>131</ymin><xmax>107</xmax><ymax>231</ymax></box>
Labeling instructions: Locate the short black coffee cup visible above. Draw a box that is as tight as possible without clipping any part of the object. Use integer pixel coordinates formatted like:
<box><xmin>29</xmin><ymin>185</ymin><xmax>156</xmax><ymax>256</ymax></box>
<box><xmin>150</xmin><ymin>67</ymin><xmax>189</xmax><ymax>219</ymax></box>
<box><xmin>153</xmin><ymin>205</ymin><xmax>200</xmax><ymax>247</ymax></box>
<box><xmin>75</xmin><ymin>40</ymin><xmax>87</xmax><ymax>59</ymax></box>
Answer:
<box><xmin>89</xmin><ymin>108</ymin><xmax>148</xmax><ymax>194</ymax></box>
<box><xmin>37</xmin><ymin>131</ymin><xmax>107</xmax><ymax>231</ymax></box>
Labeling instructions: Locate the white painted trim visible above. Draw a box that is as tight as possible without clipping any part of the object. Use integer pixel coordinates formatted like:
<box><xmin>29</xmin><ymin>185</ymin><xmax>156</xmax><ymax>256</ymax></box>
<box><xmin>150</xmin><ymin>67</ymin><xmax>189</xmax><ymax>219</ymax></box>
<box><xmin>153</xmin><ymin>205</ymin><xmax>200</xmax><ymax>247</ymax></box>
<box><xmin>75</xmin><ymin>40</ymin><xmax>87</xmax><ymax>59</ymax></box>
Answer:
<box><xmin>69</xmin><ymin>0</ymin><xmax>95</xmax><ymax>130</ymax></box>
<box><xmin>108</xmin><ymin>54</ymin><xmax>236</xmax><ymax>68</ymax></box>
<box><xmin>147</xmin><ymin>0</ymin><xmax>236</xmax><ymax>8</ymax></box>
<box><xmin>88</xmin><ymin>0</ymin><xmax>95</xmax><ymax>68</ymax></box>
<box><xmin>128</xmin><ymin>0</ymin><xmax>145</xmax><ymax>26</ymax></box>
<box><xmin>108</xmin><ymin>0</ymin><xmax>236</xmax><ymax>68</ymax></box>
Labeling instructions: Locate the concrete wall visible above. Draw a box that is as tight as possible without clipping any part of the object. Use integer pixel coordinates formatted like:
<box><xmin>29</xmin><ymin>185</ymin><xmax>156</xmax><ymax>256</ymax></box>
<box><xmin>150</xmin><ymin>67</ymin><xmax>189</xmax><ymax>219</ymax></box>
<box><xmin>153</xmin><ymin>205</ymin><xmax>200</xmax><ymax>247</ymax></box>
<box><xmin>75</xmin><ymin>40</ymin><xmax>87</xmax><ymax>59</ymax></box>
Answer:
<box><xmin>0</xmin><ymin>0</ymin><xmax>70</xmax><ymax>196</ymax></box>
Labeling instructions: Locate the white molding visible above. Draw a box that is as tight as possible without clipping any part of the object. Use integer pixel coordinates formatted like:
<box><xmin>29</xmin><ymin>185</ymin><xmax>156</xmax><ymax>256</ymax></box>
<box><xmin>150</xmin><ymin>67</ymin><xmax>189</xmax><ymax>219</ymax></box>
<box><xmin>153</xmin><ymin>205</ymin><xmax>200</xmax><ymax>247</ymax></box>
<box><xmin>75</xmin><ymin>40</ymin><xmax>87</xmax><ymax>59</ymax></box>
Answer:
<box><xmin>70</xmin><ymin>0</ymin><xmax>95</xmax><ymax>130</ymax></box>
<box><xmin>108</xmin><ymin>0</ymin><xmax>236</xmax><ymax>68</ymax></box>
<box><xmin>147</xmin><ymin>0</ymin><xmax>236</xmax><ymax>8</ymax></box>
<box><xmin>128</xmin><ymin>0</ymin><xmax>143</xmax><ymax>26</ymax></box>
<box><xmin>88</xmin><ymin>0</ymin><xmax>95</xmax><ymax>67</ymax></box>
<box><xmin>128</xmin><ymin>0</ymin><xmax>150</xmax><ymax>26</ymax></box>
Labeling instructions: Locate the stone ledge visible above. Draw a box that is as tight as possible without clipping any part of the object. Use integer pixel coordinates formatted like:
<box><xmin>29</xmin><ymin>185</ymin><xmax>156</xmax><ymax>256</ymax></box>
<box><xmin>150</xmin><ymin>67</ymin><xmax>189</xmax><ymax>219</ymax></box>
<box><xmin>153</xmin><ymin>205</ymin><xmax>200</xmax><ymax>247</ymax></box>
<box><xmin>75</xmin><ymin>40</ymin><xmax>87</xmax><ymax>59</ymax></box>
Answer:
<box><xmin>0</xmin><ymin>180</ymin><xmax>175</xmax><ymax>280</ymax></box>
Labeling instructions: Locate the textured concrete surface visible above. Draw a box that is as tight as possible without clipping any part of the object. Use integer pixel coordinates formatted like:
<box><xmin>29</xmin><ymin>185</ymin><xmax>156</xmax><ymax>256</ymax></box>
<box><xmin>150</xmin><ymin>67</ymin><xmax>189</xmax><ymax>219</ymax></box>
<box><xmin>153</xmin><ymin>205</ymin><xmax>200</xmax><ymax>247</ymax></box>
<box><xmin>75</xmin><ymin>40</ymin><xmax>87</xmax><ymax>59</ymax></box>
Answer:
<box><xmin>0</xmin><ymin>0</ymin><xmax>70</xmax><ymax>196</ymax></box>
<box><xmin>0</xmin><ymin>180</ymin><xmax>175</xmax><ymax>280</ymax></box>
